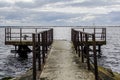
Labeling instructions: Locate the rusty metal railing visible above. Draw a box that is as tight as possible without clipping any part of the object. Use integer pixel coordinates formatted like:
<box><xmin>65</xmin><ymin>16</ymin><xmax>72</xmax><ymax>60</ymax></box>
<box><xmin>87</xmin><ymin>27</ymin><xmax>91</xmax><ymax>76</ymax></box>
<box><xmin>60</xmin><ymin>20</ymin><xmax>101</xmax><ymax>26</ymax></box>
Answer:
<box><xmin>5</xmin><ymin>28</ymin><xmax>52</xmax><ymax>43</ymax></box>
<box><xmin>73</xmin><ymin>28</ymin><xmax>106</xmax><ymax>42</ymax></box>
<box><xmin>71</xmin><ymin>29</ymin><xmax>100</xmax><ymax>80</ymax></box>
<box><xmin>32</xmin><ymin>29</ymin><xmax>53</xmax><ymax>80</ymax></box>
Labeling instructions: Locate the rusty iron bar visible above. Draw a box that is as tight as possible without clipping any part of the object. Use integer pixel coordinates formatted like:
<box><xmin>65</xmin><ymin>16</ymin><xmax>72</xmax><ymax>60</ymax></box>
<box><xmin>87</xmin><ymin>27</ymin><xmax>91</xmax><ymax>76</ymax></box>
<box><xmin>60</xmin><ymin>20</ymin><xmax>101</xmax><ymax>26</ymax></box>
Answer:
<box><xmin>80</xmin><ymin>32</ymin><xmax>84</xmax><ymax>62</ymax></box>
<box><xmin>105</xmin><ymin>28</ymin><xmax>106</xmax><ymax>42</ymax></box>
<box><xmin>5</xmin><ymin>28</ymin><xmax>53</xmax><ymax>43</ymax></box>
<box><xmin>38</xmin><ymin>33</ymin><xmax>41</xmax><ymax>71</ymax></box>
<box><xmin>92</xmin><ymin>34</ymin><xmax>99</xmax><ymax>80</ymax></box>
<box><xmin>41</xmin><ymin>32</ymin><xmax>45</xmax><ymax>64</ymax></box>
<box><xmin>32</xmin><ymin>29</ymin><xmax>53</xmax><ymax>80</ymax></box>
<box><xmin>5</xmin><ymin>28</ymin><xmax>6</xmax><ymax>42</ymax></box>
<box><xmin>20</xmin><ymin>28</ymin><xmax>22</xmax><ymax>42</ymax></box>
<box><xmin>85</xmin><ymin>34</ymin><xmax>90</xmax><ymax>70</ymax></box>
<box><xmin>73</xmin><ymin>28</ymin><xmax>106</xmax><ymax>41</ymax></box>
<box><xmin>10</xmin><ymin>28</ymin><xmax>11</xmax><ymax>40</ymax></box>
<box><xmin>32</xmin><ymin>33</ymin><xmax>37</xmax><ymax>80</ymax></box>
<box><xmin>5</xmin><ymin>28</ymin><xmax>10</xmax><ymax>41</ymax></box>
<box><xmin>45</xmin><ymin>31</ymin><xmax>48</xmax><ymax>53</ymax></box>
<box><xmin>71</xmin><ymin>28</ymin><xmax>100</xmax><ymax>80</ymax></box>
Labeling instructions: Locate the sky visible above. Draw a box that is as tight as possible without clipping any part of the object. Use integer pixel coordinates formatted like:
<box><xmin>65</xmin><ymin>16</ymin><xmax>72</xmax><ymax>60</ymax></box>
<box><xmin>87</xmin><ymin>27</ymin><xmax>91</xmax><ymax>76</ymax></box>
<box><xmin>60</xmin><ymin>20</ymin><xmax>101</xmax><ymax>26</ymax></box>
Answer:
<box><xmin>0</xmin><ymin>0</ymin><xmax>120</xmax><ymax>26</ymax></box>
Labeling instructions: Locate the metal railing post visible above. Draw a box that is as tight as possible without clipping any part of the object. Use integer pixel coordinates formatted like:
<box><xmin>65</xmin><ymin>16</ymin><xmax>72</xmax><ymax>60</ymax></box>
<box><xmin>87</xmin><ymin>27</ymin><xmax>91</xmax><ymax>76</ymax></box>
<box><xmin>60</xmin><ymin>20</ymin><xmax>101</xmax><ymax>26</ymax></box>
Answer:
<box><xmin>32</xmin><ymin>33</ymin><xmax>37</xmax><ymax>80</ymax></box>
<box><xmin>85</xmin><ymin>34</ymin><xmax>90</xmax><ymax>70</ymax></box>
<box><xmin>20</xmin><ymin>28</ymin><xmax>22</xmax><ymax>42</ymax></box>
<box><xmin>38</xmin><ymin>33</ymin><xmax>41</xmax><ymax>71</ymax></box>
<box><xmin>92</xmin><ymin>34</ymin><xmax>98</xmax><ymax>80</ymax></box>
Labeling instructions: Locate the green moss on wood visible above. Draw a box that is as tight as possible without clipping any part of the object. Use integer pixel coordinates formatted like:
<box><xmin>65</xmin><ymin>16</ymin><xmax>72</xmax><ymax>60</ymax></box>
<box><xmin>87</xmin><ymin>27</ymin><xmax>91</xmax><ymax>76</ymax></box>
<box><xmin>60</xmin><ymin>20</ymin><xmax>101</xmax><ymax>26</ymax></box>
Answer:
<box><xmin>98</xmin><ymin>66</ymin><xmax>120</xmax><ymax>80</ymax></box>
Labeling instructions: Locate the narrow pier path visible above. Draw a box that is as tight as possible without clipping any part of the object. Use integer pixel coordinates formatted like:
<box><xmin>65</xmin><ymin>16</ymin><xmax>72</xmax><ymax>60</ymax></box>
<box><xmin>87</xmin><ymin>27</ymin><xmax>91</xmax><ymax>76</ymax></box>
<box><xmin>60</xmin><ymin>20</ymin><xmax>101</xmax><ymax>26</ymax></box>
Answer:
<box><xmin>40</xmin><ymin>40</ymin><xmax>95</xmax><ymax>80</ymax></box>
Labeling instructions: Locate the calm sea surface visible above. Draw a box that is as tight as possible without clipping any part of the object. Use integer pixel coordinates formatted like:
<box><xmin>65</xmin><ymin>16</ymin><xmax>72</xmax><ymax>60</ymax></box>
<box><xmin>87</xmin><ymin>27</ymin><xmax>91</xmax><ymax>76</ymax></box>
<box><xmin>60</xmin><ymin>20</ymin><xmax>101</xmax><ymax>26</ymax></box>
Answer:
<box><xmin>0</xmin><ymin>27</ymin><xmax>120</xmax><ymax>79</ymax></box>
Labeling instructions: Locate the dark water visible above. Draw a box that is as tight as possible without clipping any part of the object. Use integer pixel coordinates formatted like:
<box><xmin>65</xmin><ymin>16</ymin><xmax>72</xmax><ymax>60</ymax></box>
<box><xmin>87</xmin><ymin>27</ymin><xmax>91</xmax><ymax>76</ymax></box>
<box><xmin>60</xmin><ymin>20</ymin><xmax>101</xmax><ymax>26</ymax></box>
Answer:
<box><xmin>0</xmin><ymin>27</ymin><xmax>120</xmax><ymax>79</ymax></box>
<box><xmin>0</xmin><ymin>28</ymin><xmax>32</xmax><ymax>79</ymax></box>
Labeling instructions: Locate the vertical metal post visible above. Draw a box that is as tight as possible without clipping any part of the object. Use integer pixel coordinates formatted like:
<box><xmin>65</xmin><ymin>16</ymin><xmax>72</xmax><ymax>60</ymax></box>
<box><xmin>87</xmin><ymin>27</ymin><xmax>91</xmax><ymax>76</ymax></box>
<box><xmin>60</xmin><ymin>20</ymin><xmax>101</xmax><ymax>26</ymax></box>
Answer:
<box><xmin>92</xmin><ymin>34</ymin><xmax>98</xmax><ymax>80</ymax></box>
<box><xmin>42</xmin><ymin>32</ymin><xmax>45</xmax><ymax>64</ymax></box>
<box><xmin>10</xmin><ymin>28</ymin><xmax>11</xmax><ymax>40</ymax></box>
<box><xmin>98</xmin><ymin>45</ymin><xmax>101</xmax><ymax>56</ymax></box>
<box><xmin>38</xmin><ymin>33</ymin><xmax>41</xmax><ymax>71</ymax></box>
<box><xmin>45</xmin><ymin>31</ymin><xmax>48</xmax><ymax>53</ymax></box>
<box><xmin>35</xmin><ymin>28</ymin><xmax>37</xmax><ymax>34</ymax></box>
<box><xmin>80</xmin><ymin>32</ymin><xmax>84</xmax><ymax>63</ymax></box>
<box><xmin>78</xmin><ymin>32</ymin><xmax>80</xmax><ymax>57</ymax></box>
<box><xmin>105</xmin><ymin>28</ymin><xmax>106</xmax><ymax>42</ymax></box>
<box><xmin>71</xmin><ymin>29</ymin><xmax>73</xmax><ymax>41</ymax></box>
<box><xmin>51</xmin><ymin>29</ymin><xmax>53</xmax><ymax>43</ymax></box>
<box><xmin>94</xmin><ymin>28</ymin><xmax>95</xmax><ymax>34</ymax></box>
<box><xmin>20</xmin><ymin>28</ymin><xmax>22</xmax><ymax>42</ymax></box>
<box><xmin>83</xmin><ymin>28</ymin><xmax>84</xmax><ymax>32</ymax></box>
<box><xmin>85</xmin><ymin>34</ymin><xmax>90</xmax><ymax>70</ymax></box>
<box><xmin>5</xmin><ymin>28</ymin><xmax>6</xmax><ymax>42</ymax></box>
<box><xmin>32</xmin><ymin>33</ymin><xmax>36</xmax><ymax>80</ymax></box>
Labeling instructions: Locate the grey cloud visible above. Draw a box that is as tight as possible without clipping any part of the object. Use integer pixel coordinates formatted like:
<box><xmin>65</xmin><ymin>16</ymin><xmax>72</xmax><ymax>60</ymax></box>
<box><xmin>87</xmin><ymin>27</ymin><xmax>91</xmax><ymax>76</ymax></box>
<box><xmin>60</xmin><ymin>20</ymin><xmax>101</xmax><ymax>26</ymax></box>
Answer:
<box><xmin>62</xmin><ymin>0</ymin><xmax>119</xmax><ymax>8</ymax></box>
<box><xmin>88</xmin><ymin>11</ymin><xmax>120</xmax><ymax>25</ymax></box>
<box><xmin>15</xmin><ymin>2</ymin><xmax>36</xmax><ymax>8</ymax></box>
<box><xmin>0</xmin><ymin>0</ymin><xmax>120</xmax><ymax>26</ymax></box>
<box><xmin>0</xmin><ymin>1</ymin><xmax>11</xmax><ymax>7</ymax></box>
<box><xmin>15</xmin><ymin>0</ymin><xmax>72</xmax><ymax>8</ymax></box>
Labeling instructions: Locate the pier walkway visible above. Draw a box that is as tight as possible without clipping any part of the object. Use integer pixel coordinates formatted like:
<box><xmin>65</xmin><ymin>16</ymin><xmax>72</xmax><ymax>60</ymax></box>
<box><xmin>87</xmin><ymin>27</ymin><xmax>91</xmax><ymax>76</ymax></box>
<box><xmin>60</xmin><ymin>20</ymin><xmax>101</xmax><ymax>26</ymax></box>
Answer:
<box><xmin>40</xmin><ymin>40</ymin><xmax>95</xmax><ymax>80</ymax></box>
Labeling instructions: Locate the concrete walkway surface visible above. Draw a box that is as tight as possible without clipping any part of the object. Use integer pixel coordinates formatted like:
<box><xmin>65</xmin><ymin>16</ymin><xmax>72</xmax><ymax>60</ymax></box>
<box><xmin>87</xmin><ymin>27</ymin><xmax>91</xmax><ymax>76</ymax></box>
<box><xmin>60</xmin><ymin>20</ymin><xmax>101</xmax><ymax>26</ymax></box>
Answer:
<box><xmin>40</xmin><ymin>40</ymin><xmax>95</xmax><ymax>80</ymax></box>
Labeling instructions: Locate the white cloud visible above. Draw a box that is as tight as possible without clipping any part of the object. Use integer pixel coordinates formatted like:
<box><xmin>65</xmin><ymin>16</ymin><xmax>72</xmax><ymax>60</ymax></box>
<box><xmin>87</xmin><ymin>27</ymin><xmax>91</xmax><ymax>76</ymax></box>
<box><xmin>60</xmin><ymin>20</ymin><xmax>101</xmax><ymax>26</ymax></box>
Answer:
<box><xmin>56</xmin><ymin>17</ymin><xmax>82</xmax><ymax>23</ymax></box>
<box><xmin>0</xmin><ymin>0</ymin><xmax>33</xmax><ymax>4</ymax></box>
<box><xmin>82</xmin><ymin>14</ymin><xmax>96</xmax><ymax>21</ymax></box>
<box><xmin>44</xmin><ymin>0</ymin><xmax>89</xmax><ymax>7</ymax></box>
<box><xmin>16</xmin><ymin>0</ymin><xmax>33</xmax><ymax>2</ymax></box>
<box><xmin>72</xmin><ymin>0</ymin><xmax>89</xmax><ymax>3</ymax></box>
<box><xmin>0</xmin><ymin>0</ymin><xmax>14</xmax><ymax>3</ymax></box>
<box><xmin>32</xmin><ymin>6</ymin><xmax>111</xmax><ymax>14</ymax></box>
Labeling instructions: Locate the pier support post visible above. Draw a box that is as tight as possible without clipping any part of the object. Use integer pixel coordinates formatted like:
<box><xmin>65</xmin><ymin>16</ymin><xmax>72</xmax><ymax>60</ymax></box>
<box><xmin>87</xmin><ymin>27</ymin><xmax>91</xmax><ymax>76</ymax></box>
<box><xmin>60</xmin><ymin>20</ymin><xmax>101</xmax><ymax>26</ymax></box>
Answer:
<box><xmin>32</xmin><ymin>34</ymin><xmax>36</xmax><ymax>80</ymax></box>
<box><xmin>98</xmin><ymin>45</ymin><xmax>102</xmax><ymax>57</ymax></box>
<box><xmin>17</xmin><ymin>45</ymin><xmax>31</xmax><ymax>58</ymax></box>
<box><xmin>38</xmin><ymin>34</ymin><xmax>41</xmax><ymax>71</ymax></box>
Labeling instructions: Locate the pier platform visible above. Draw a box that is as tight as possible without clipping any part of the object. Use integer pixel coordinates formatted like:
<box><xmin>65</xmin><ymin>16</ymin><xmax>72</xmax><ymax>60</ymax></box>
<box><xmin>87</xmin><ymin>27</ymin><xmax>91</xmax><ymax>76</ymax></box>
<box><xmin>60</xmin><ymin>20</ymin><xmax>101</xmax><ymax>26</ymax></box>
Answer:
<box><xmin>39</xmin><ymin>40</ymin><xmax>95</xmax><ymax>80</ymax></box>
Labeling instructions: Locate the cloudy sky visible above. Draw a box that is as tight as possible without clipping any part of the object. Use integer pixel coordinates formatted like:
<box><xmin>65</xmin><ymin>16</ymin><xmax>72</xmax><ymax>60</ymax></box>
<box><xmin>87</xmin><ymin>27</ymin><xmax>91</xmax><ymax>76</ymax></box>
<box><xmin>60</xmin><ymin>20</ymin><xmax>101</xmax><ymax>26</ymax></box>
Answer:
<box><xmin>0</xmin><ymin>0</ymin><xmax>120</xmax><ymax>26</ymax></box>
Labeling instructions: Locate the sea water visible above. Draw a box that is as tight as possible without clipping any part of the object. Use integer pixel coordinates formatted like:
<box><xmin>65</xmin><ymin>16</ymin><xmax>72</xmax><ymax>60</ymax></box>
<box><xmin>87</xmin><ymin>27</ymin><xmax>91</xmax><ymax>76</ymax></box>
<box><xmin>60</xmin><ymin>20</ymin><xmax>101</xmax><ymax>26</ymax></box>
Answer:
<box><xmin>0</xmin><ymin>27</ymin><xmax>120</xmax><ymax>79</ymax></box>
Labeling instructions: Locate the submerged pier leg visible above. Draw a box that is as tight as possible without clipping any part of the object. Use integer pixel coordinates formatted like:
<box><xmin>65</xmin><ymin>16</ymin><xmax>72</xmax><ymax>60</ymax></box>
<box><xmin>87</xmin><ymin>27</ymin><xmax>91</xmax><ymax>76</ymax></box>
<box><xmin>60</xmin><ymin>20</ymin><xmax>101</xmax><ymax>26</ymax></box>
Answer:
<box><xmin>98</xmin><ymin>45</ymin><xmax>102</xmax><ymax>57</ymax></box>
<box><xmin>14</xmin><ymin>45</ymin><xmax>17</xmax><ymax>56</ymax></box>
<box><xmin>17</xmin><ymin>45</ymin><xmax>31</xmax><ymax>58</ymax></box>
